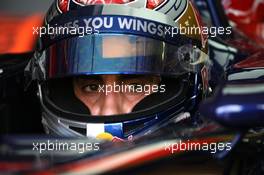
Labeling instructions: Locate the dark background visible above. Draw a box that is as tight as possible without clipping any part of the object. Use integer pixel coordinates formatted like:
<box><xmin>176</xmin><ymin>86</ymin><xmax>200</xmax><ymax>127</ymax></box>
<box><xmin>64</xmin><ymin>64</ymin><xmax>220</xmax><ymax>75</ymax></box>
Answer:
<box><xmin>0</xmin><ymin>0</ymin><xmax>53</xmax><ymax>134</ymax></box>
<box><xmin>0</xmin><ymin>0</ymin><xmax>53</xmax><ymax>15</ymax></box>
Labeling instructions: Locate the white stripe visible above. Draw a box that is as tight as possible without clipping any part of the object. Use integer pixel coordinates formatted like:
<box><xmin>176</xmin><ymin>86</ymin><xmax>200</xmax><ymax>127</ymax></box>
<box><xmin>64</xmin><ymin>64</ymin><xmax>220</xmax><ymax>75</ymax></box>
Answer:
<box><xmin>86</xmin><ymin>124</ymin><xmax>105</xmax><ymax>137</ymax></box>
<box><xmin>223</xmin><ymin>83</ymin><xmax>264</xmax><ymax>95</ymax></box>
<box><xmin>227</xmin><ymin>69</ymin><xmax>264</xmax><ymax>81</ymax></box>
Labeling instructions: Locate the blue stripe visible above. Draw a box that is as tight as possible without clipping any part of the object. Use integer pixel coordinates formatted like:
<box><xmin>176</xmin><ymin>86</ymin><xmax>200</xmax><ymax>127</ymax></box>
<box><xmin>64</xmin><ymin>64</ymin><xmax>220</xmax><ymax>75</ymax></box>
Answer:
<box><xmin>41</xmin><ymin>15</ymin><xmax>200</xmax><ymax>50</ymax></box>
<box><xmin>105</xmin><ymin>123</ymin><xmax>123</xmax><ymax>138</ymax></box>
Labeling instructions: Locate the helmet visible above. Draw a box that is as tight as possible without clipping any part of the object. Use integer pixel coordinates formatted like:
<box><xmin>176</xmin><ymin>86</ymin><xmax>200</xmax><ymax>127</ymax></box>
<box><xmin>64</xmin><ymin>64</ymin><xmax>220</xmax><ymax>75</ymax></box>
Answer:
<box><xmin>27</xmin><ymin>0</ymin><xmax>210</xmax><ymax>139</ymax></box>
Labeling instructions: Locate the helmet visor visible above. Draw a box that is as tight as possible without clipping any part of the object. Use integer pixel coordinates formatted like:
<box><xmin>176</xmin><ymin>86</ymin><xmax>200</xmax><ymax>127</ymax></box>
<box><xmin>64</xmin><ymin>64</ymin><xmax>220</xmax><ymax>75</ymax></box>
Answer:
<box><xmin>45</xmin><ymin>34</ymin><xmax>204</xmax><ymax>79</ymax></box>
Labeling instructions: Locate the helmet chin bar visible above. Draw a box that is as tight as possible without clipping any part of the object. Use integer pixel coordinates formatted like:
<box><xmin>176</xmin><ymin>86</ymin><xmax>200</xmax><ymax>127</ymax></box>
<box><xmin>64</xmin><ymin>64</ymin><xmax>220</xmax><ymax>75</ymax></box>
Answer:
<box><xmin>41</xmin><ymin>98</ymin><xmax>186</xmax><ymax>139</ymax></box>
<box><xmin>42</xmin><ymin>109</ymin><xmax>86</xmax><ymax>137</ymax></box>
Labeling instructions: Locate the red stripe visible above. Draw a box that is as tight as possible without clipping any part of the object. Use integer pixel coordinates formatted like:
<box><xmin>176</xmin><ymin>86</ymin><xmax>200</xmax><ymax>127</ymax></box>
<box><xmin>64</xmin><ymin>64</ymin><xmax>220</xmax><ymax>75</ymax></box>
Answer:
<box><xmin>0</xmin><ymin>162</ymin><xmax>33</xmax><ymax>171</ymax></box>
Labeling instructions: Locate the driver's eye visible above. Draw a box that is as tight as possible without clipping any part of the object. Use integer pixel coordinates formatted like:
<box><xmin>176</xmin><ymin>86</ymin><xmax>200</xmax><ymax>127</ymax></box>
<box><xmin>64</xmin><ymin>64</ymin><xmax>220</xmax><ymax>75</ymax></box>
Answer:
<box><xmin>83</xmin><ymin>84</ymin><xmax>100</xmax><ymax>92</ymax></box>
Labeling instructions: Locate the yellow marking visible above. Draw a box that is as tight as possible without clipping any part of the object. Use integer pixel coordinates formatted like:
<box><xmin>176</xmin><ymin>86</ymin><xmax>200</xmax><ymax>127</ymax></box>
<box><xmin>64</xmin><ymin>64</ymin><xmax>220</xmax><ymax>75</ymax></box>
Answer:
<box><xmin>96</xmin><ymin>132</ymin><xmax>114</xmax><ymax>141</ymax></box>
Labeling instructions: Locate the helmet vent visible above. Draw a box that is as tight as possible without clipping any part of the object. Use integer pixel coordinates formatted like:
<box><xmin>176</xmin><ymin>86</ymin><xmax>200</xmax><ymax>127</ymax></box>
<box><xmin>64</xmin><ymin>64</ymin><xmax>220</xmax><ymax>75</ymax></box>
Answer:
<box><xmin>69</xmin><ymin>126</ymin><xmax>86</xmax><ymax>135</ymax></box>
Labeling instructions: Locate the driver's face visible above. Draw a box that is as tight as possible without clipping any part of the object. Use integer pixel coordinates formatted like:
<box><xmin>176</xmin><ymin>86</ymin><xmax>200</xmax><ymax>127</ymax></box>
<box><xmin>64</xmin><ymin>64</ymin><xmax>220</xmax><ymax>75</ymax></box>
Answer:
<box><xmin>73</xmin><ymin>75</ymin><xmax>160</xmax><ymax>116</ymax></box>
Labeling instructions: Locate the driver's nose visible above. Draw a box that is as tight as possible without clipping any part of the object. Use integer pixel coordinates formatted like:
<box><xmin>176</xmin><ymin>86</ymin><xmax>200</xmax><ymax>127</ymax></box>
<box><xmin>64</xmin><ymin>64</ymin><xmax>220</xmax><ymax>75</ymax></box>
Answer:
<box><xmin>92</xmin><ymin>91</ymin><xmax>125</xmax><ymax>115</ymax></box>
